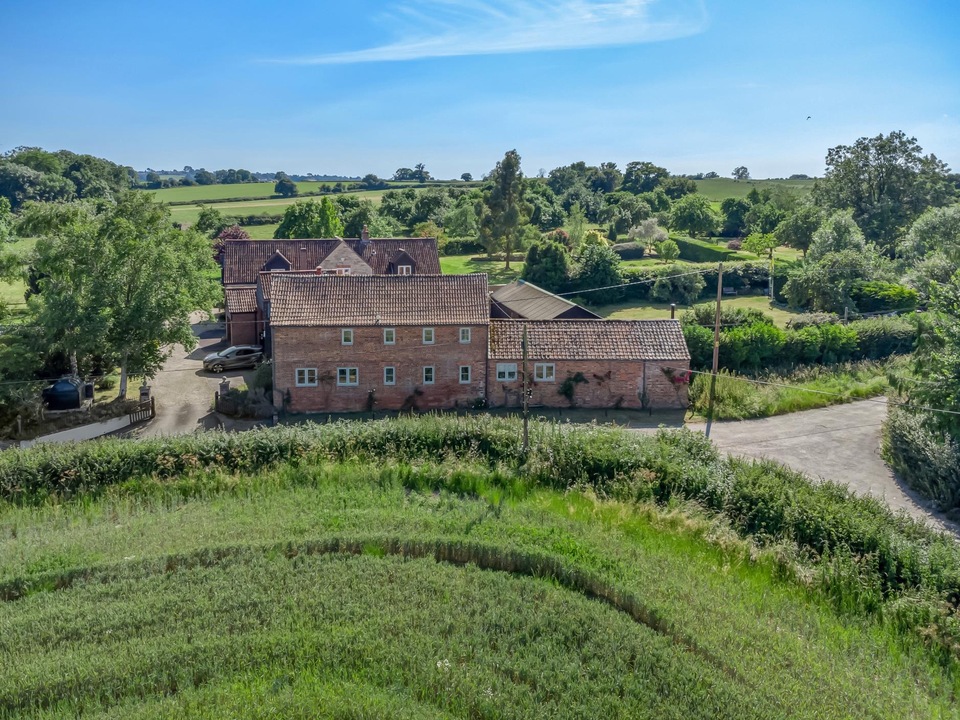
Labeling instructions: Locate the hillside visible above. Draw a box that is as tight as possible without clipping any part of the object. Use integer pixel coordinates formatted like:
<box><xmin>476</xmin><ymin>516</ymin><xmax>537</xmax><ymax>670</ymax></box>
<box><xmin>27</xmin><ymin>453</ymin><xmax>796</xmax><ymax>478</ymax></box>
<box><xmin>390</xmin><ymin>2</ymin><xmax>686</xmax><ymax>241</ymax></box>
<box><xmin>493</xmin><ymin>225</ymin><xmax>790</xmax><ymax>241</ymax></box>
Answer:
<box><xmin>695</xmin><ymin>177</ymin><xmax>815</xmax><ymax>201</ymax></box>
<box><xmin>1</xmin><ymin>417</ymin><xmax>958</xmax><ymax>718</ymax></box>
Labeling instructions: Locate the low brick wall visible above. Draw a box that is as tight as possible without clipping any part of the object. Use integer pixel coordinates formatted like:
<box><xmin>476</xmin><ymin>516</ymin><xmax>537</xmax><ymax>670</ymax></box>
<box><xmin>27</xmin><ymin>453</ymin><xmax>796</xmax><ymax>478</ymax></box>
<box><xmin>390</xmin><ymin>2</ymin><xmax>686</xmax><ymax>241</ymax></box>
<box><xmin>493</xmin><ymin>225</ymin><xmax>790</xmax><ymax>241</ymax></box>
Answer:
<box><xmin>486</xmin><ymin>359</ymin><xmax>688</xmax><ymax>410</ymax></box>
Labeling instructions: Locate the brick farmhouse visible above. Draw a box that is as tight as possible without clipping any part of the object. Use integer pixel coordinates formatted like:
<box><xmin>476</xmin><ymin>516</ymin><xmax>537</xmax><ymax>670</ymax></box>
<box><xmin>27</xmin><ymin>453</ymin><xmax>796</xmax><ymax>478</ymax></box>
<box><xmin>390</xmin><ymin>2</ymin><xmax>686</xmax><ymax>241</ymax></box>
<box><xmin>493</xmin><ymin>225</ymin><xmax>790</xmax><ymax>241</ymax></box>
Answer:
<box><xmin>268</xmin><ymin>272</ymin><xmax>691</xmax><ymax>414</ymax></box>
<box><xmin>221</xmin><ymin>236</ymin><xmax>441</xmax><ymax>347</ymax></box>
<box><xmin>270</xmin><ymin>274</ymin><xmax>490</xmax><ymax>413</ymax></box>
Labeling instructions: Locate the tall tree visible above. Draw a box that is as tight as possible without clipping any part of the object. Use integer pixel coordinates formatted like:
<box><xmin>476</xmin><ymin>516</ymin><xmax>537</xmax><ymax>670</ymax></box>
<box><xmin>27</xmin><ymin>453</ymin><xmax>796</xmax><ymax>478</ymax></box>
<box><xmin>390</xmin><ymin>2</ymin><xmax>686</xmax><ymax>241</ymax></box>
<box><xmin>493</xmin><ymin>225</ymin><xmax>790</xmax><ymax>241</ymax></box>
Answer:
<box><xmin>774</xmin><ymin>203</ymin><xmax>822</xmax><ymax>257</ymax></box>
<box><xmin>622</xmin><ymin>161</ymin><xmax>669</xmax><ymax>194</ymax></box>
<box><xmin>274</xmin><ymin>177</ymin><xmax>298</xmax><ymax>197</ymax></box>
<box><xmin>480</xmin><ymin>150</ymin><xmax>531</xmax><ymax>269</ymax></box>
<box><xmin>732</xmin><ymin>166</ymin><xmax>750</xmax><ymax>181</ymax></box>
<box><xmin>274</xmin><ymin>198</ymin><xmax>345</xmax><ymax>239</ymax></box>
<box><xmin>31</xmin><ymin>193</ymin><xmax>219</xmax><ymax>398</ymax></box>
<box><xmin>813</xmin><ymin>131</ymin><xmax>955</xmax><ymax>255</ymax></box>
<box><xmin>670</xmin><ymin>194</ymin><xmax>718</xmax><ymax>237</ymax></box>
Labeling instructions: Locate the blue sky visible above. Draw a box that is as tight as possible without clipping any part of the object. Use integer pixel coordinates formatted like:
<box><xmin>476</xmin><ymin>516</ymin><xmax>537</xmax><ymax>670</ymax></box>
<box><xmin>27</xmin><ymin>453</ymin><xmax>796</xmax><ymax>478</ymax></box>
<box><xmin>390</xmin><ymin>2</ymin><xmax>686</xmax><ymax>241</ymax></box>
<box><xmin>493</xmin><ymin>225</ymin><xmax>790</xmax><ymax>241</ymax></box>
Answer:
<box><xmin>3</xmin><ymin>0</ymin><xmax>958</xmax><ymax>179</ymax></box>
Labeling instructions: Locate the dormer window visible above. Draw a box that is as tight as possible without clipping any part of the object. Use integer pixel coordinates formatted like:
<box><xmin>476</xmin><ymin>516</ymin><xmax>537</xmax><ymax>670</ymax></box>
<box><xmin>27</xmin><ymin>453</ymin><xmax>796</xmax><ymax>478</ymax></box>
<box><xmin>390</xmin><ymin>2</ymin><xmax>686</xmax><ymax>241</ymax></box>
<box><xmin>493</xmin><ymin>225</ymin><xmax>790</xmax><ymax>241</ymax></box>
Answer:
<box><xmin>398</xmin><ymin>265</ymin><xmax>412</xmax><ymax>276</ymax></box>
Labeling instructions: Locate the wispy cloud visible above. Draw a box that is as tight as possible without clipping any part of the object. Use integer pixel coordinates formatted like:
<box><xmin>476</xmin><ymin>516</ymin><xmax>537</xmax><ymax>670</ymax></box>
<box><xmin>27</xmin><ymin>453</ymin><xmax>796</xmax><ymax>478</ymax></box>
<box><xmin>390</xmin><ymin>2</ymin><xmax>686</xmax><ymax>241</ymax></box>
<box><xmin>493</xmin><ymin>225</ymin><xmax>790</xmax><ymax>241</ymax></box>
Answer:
<box><xmin>267</xmin><ymin>0</ymin><xmax>708</xmax><ymax>65</ymax></box>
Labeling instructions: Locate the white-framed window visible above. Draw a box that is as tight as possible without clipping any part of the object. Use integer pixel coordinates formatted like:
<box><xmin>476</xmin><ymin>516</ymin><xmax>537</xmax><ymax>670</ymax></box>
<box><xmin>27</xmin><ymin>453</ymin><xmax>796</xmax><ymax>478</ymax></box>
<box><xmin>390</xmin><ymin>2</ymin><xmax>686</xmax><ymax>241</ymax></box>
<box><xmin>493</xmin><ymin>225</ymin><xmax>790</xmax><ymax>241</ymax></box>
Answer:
<box><xmin>341</xmin><ymin>328</ymin><xmax>354</xmax><ymax>345</ymax></box>
<box><xmin>337</xmin><ymin>367</ymin><xmax>359</xmax><ymax>386</ymax></box>
<box><xmin>423</xmin><ymin>366</ymin><xmax>435</xmax><ymax>384</ymax></box>
<box><xmin>422</xmin><ymin>327</ymin><xmax>435</xmax><ymax>344</ymax></box>
<box><xmin>384</xmin><ymin>366</ymin><xmax>396</xmax><ymax>385</ymax></box>
<box><xmin>459</xmin><ymin>327</ymin><xmax>471</xmax><ymax>344</ymax></box>
<box><xmin>496</xmin><ymin>363</ymin><xmax>518</xmax><ymax>382</ymax></box>
<box><xmin>534</xmin><ymin>363</ymin><xmax>555</xmax><ymax>382</ymax></box>
<box><xmin>398</xmin><ymin>265</ymin><xmax>412</xmax><ymax>275</ymax></box>
<box><xmin>459</xmin><ymin>365</ymin><xmax>471</xmax><ymax>384</ymax></box>
<box><xmin>295</xmin><ymin>368</ymin><xmax>318</xmax><ymax>387</ymax></box>
<box><xmin>383</xmin><ymin>327</ymin><xmax>396</xmax><ymax>345</ymax></box>
<box><xmin>335</xmin><ymin>266</ymin><xmax>351</xmax><ymax>276</ymax></box>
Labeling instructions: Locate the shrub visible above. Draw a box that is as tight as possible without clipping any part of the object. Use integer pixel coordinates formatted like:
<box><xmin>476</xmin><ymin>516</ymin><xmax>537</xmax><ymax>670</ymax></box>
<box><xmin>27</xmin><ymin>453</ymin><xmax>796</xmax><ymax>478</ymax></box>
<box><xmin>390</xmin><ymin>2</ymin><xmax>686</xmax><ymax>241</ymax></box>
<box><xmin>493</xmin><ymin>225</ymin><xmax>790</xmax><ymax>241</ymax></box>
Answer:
<box><xmin>782</xmin><ymin>326</ymin><xmax>822</xmax><ymax>364</ymax></box>
<box><xmin>817</xmin><ymin>323</ymin><xmax>858</xmax><ymax>364</ymax></box>
<box><xmin>612</xmin><ymin>241</ymin><xmax>645</xmax><ymax>260</ymax></box>
<box><xmin>682</xmin><ymin>323</ymin><xmax>713</xmax><ymax>369</ymax></box>
<box><xmin>849</xmin><ymin>317</ymin><xmax>917</xmax><ymax>360</ymax></box>
<box><xmin>726</xmin><ymin>238</ymin><xmax>743</xmax><ymax>251</ymax></box>
<box><xmin>673</xmin><ymin>237</ymin><xmax>732</xmax><ymax>263</ymax></box>
<box><xmin>851</xmin><ymin>281</ymin><xmax>919</xmax><ymax>313</ymax></box>
<box><xmin>786</xmin><ymin>312</ymin><xmax>840</xmax><ymax>329</ymax></box>
<box><xmin>883</xmin><ymin>407</ymin><xmax>960</xmax><ymax>511</ymax></box>
<box><xmin>718</xmin><ymin>322</ymin><xmax>786</xmax><ymax>371</ymax></box>
<box><xmin>682</xmin><ymin>302</ymin><xmax>773</xmax><ymax>329</ymax></box>
<box><xmin>251</xmin><ymin>361</ymin><xmax>273</xmax><ymax>394</ymax></box>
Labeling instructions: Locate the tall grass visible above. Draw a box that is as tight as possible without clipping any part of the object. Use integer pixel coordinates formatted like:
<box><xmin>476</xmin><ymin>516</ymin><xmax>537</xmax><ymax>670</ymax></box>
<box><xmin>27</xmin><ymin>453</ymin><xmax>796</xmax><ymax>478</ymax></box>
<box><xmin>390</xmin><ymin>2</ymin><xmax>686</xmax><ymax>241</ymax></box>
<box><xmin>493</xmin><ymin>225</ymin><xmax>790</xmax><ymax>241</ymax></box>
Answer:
<box><xmin>1</xmin><ymin>467</ymin><xmax>955</xmax><ymax>718</ymax></box>
<box><xmin>688</xmin><ymin>361</ymin><xmax>891</xmax><ymax>420</ymax></box>
<box><xmin>3</xmin><ymin>415</ymin><xmax>960</xmax><ymax>668</ymax></box>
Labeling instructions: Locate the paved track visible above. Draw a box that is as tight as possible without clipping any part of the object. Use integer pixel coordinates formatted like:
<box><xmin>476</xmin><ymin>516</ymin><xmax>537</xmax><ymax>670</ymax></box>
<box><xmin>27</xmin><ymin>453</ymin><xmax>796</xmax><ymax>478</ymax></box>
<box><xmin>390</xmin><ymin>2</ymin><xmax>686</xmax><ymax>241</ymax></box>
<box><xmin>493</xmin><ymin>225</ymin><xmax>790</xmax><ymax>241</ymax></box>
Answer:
<box><xmin>684</xmin><ymin>399</ymin><xmax>956</xmax><ymax>533</ymax></box>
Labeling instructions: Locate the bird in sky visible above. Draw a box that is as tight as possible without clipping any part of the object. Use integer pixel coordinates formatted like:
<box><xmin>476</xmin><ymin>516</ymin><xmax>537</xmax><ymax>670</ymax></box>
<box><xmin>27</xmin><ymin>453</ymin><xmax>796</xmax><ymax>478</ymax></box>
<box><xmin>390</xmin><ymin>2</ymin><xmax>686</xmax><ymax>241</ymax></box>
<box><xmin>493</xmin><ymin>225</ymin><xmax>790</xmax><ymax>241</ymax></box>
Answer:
<box><xmin>806</xmin><ymin>116</ymin><xmax>812</xmax><ymax>120</ymax></box>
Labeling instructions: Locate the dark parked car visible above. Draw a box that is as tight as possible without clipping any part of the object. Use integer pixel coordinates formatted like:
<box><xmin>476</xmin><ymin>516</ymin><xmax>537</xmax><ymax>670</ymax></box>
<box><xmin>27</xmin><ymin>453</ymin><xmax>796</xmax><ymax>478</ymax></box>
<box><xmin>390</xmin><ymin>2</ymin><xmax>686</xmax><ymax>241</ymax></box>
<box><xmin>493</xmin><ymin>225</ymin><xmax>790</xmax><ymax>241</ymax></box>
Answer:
<box><xmin>203</xmin><ymin>345</ymin><xmax>263</xmax><ymax>373</ymax></box>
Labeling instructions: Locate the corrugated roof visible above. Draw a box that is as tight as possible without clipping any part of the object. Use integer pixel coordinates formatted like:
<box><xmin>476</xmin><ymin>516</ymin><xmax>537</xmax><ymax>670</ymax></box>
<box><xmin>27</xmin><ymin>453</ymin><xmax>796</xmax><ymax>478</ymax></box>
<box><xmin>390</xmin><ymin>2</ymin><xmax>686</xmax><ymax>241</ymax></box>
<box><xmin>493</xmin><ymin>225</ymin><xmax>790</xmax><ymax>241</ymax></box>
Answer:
<box><xmin>271</xmin><ymin>274</ymin><xmax>491</xmax><ymax>327</ymax></box>
<box><xmin>225</xmin><ymin>286</ymin><xmax>257</xmax><ymax>314</ymax></box>
<box><xmin>488</xmin><ymin>320</ymin><xmax>690</xmax><ymax>361</ymax></box>
<box><xmin>222</xmin><ymin>238</ymin><xmax>441</xmax><ymax>285</ymax></box>
<box><xmin>491</xmin><ymin>280</ymin><xmax>599</xmax><ymax>320</ymax></box>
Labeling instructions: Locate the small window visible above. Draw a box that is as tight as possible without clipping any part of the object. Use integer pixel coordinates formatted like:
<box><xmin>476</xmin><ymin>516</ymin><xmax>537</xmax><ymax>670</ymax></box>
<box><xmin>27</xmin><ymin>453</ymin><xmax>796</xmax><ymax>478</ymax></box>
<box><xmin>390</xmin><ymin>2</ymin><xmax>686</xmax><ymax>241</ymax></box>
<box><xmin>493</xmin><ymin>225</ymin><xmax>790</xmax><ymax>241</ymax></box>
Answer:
<box><xmin>383</xmin><ymin>328</ymin><xmax>396</xmax><ymax>345</ymax></box>
<box><xmin>398</xmin><ymin>265</ymin><xmax>412</xmax><ymax>276</ymax></box>
<box><xmin>341</xmin><ymin>328</ymin><xmax>353</xmax><ymax>346</ymax></box>
<box><xmin>422</xmin><ymin>327</ymin><xmax>435</xmax><ymax>344</ymax></box>
<box><xmin>296</xmin><ymin>368</ymin><xmax>318</xmax><ymax>387</ymax></box>
<box><xmin>496</xmin><ymin>363</ymin><xmax>518</xmax><ymax>382</ymax></box>
<box><xmin>534</xmin><ymin>363</ymin><xmax>555</xmax><ymax>383</ymax></box>
<box><xmin>337</xmin><ymin>367</ymin><xmax>359</xmax><ymax>386</ymax></box>
<box><xmin>423</xmin><ymin>366</ymin><xmax>435</xmax><ymax>385</ymax></box>
<box><xmin>384</xmin><ymin>366</ymin><xmax>396</xmax><ymax>385</ymax></box>
<box><xmin>459</xmin><ymin>366</ymin><xmax>471</xmax><ymax>384</ymax></box>
<box><xmin>459</xmin><ymin>327</ymin><xmax>471</xmax><ymax>344</ymax></box>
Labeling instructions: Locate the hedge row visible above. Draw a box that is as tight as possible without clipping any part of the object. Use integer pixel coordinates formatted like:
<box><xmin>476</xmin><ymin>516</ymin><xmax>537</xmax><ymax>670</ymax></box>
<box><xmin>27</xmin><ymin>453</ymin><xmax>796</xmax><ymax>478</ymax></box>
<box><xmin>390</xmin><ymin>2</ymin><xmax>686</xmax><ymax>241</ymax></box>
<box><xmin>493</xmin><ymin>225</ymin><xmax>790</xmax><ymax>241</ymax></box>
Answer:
<box><xmin>673</xmin><ymin>237</ymin><xmax>749</xmax><ymax>263</ymax></box>
<box><xmin>883</xmin><ymin>407</ymin><xmax>960</xmax><ymax>512</ymax></box>
<box><xmin>3</xmin><ymin>415</ymin><xmax>960</xmax><ymax>661</ymax></box>
<box><xmin>683</xmin><ymin>316</ymin><xmax>917</xmax><ymax>371</ymax></box>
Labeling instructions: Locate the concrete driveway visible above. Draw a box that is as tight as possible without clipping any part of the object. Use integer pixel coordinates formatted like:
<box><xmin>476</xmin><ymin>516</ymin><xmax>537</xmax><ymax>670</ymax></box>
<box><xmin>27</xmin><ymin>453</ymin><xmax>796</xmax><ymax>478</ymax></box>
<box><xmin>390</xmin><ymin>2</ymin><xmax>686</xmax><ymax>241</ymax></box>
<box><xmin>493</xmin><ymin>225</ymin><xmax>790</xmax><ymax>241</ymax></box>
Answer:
<box><xmin>133</xmin><ymin>313</ymin><xmax>254</xmax><ymax>437</ymax></box>
<box><xmin>684</xmin><ymin>399</ymin><xmax>956</xmax><ymax>533</ymax></box>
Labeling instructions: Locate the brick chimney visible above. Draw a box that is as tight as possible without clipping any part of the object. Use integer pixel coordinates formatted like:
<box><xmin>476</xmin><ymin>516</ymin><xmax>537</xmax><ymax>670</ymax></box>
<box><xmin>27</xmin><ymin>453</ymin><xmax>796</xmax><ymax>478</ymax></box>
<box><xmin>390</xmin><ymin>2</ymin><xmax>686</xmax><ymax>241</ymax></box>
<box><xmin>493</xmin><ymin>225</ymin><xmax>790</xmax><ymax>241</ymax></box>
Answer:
<box><xmin>361</xmin><ymin>225</ymin><xmax>370</xmax><ymax>241</ymax></box>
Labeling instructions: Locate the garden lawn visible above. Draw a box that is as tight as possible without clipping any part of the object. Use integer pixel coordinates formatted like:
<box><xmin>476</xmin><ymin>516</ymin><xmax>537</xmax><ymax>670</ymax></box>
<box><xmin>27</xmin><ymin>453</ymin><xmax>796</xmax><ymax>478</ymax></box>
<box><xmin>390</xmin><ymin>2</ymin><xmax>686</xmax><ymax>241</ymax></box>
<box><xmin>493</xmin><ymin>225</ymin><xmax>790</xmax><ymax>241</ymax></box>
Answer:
<box><xmin>439</xmin><ymin>254</ymin><xmax>524</xmax><ymax>282</ymax></box>
<box><xmin>0</xmin><ymin>457</ymin><xmax>955</xmax><ymax>718</ymax></box>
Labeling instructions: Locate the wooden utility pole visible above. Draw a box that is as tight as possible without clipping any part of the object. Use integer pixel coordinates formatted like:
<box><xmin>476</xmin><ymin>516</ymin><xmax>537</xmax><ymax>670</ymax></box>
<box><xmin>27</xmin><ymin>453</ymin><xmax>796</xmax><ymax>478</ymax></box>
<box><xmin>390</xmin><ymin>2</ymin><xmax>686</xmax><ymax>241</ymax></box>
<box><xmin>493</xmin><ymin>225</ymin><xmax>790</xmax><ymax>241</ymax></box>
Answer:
<box><xmin>522</xmin><ymin>324</ymin><xmax>529</xmax><ymax>454</ymax></box>
<box><xmin>705</xmin><ymin>262</ymin><xmax>724</xmax><ymax>439</ymax></box>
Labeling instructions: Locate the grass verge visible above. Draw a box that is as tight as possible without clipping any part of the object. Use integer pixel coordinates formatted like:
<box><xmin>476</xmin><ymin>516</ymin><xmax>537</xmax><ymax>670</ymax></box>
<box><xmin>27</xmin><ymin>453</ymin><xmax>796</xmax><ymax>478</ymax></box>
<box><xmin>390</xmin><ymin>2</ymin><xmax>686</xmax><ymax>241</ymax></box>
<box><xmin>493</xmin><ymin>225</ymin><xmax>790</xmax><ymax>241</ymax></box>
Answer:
<box><xmin>688</xmin><ymin>361</ymin><xmax>891</xmax><ymax>420</ymax></box>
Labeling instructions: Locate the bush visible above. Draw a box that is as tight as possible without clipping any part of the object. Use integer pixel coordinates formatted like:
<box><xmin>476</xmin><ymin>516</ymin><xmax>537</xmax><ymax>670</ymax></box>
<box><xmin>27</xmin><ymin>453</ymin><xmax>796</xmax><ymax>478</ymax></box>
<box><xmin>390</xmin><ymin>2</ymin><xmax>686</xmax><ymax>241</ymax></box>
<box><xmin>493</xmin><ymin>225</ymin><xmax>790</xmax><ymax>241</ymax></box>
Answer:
<box><xmin>682</xmin><ymin>302</ymin><xmax>773</xmax><ymax>328</ymax></box>
<box><xmin>719</xmin><ymin>322</ymin><xmax>786</xmax><ymax>371</ymax></box>
<box><xmin>817</xmin><ymin>323</ymin><xmax>858</xmax><ymax>364</ymax></box>
<box><xmin>883</xmin><ymin>407</ymin><xmax>960</xmax><ymax>511</ymax></box>
<box><xmin>611</xmin><ymin>241</ymin><xmax>645</xmax><ymax>260</ymax></box>
<box><xmin>650</xmin><ymin>272</ymin><xmax>705</xmax><ymax>304</ymax></box>
<box><xmin>851</xmin><ymin>281</ymin><xmax>919</xmax><ymax>313</ymax></box>
<box><xmin>786</xmin><ymin>312</ymin><xmax>840</xmax><ymax>330</ymax></box>
<box><xmin>673</xmin><ymin>237</ymin><xmax>734</xmax><ymax>263</ymax></box>
<box><xmin>848</xmin><ymin>317</ymin><xmax>917</xmax><ymax>360</ymax></box>
<box><xmin>726</xmin><ymin>238</ymin><xmax>743</xmax><ymax>251</ymax></box>
<box><xmin>682</xmin><ymin>323</ymin><xmax>713</xmax><ymax>368</ymax></box>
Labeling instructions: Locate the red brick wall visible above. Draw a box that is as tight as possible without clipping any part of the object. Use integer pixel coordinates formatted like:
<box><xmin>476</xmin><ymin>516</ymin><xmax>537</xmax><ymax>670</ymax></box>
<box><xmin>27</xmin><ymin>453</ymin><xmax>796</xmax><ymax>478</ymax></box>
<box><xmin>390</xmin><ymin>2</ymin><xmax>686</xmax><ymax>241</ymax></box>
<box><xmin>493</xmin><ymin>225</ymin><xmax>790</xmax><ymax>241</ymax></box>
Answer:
<box><xmin>227</xmin><ymin>312</ymin><xmax>258</xmax><ymax>346</ymax></box>
<box><xmin>273</xmin><ymin>324</ymin><xmax>489</xmax><ymax>413</ymax></box>
<box><xmin>485</xmin><ymin>359</ymin><xmax>689</xmax><ymax>410</ymax></box>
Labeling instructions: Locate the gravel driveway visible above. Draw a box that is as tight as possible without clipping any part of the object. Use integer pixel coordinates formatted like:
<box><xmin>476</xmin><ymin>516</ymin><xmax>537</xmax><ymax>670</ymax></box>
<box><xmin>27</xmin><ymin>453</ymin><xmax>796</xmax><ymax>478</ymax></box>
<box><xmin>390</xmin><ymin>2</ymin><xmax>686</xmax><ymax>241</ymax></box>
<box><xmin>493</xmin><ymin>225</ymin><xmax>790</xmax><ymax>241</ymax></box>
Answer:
<box><xmin>684</xmin><ymin>399</ymin><xmax>956</xmax><ymax>533</ymax></box>
<box><xmin>134</xmin><ymin>314</ymin><xmax>253</xmax><ymax>437</ymax></box>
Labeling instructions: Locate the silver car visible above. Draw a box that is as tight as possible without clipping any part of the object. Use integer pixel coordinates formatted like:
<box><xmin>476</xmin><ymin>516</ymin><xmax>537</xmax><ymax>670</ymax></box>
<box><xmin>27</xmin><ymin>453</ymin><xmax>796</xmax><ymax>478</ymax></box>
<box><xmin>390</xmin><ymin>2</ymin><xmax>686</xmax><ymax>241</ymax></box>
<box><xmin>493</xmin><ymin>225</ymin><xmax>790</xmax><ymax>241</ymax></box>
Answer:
<box><xmin>203</xmin><ymin>345</ymin><xmax>263</xmax><ymax>373</ymax></box>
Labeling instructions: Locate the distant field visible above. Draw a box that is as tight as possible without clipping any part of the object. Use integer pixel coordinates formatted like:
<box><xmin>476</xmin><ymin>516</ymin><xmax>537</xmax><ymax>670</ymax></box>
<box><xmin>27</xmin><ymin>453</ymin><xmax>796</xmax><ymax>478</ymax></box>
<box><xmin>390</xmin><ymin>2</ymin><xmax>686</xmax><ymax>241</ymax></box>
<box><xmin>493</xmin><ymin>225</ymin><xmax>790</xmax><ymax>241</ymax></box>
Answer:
<box><xmin>149</xmin><ymin>181</ymin><xmax>335</xmax><ymax>203</ymax></box>
<box><xmin>166</xmin><ymin>190</ymin><xmax>390</xmax><ymax>226</ymax></box>
<box><xmin>695</xmin><ymin>177</ymin><xmax>815</xmax><ymax>201</ymax></box>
